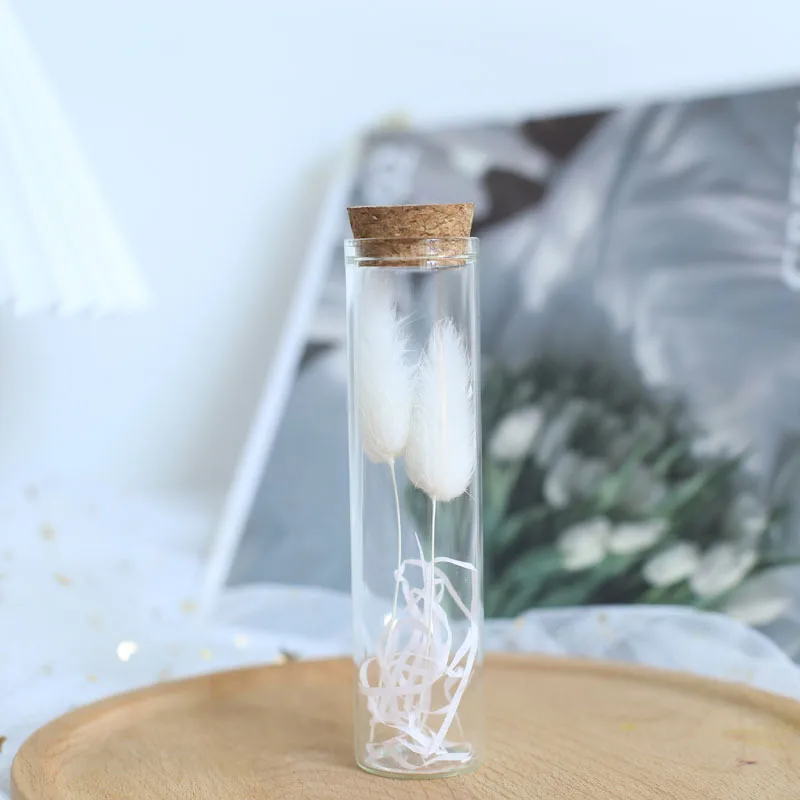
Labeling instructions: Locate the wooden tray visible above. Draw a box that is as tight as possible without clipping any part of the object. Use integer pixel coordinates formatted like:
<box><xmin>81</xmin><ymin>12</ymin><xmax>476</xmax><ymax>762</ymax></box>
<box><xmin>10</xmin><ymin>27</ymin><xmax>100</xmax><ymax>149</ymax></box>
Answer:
<box><xmin>11</xmin><ymin>654</ymin><xmax>800</xmax><ymax>799</ymax></box>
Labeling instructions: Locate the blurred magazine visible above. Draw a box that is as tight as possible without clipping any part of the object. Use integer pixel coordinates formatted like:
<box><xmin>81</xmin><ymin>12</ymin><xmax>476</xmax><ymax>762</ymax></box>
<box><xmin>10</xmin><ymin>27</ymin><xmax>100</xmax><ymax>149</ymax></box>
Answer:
<box><xmin>222</xmin><ymin>82</ymin><xmax>800</xmax><ymax>657</ymax></box>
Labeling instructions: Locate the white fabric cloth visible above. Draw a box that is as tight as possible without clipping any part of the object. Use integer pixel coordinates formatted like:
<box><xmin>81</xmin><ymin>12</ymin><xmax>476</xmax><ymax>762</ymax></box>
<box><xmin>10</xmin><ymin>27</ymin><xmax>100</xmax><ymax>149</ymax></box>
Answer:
<box><xmin>2</xmin><ymin>484</ymin><xmax>800</xmax><ymax>798</ymax></box>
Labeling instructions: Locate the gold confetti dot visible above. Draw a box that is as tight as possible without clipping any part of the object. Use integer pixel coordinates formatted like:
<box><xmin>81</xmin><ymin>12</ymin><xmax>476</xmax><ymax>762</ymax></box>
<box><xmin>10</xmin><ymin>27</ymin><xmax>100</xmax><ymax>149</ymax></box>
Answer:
<box><xmin>619</xmin><ymin>721</ymin><xmax>638</xmax><ymax>732</ymax></box>
<box><xmin>0</xmin><ymin>735</ymin><xmax>6</xmax><ymax>753</ymax></box>
<box><xmin>88</xmin><ymin>614</ymin><xmax>104</xmax><ymax>630</ymax></box>
<box><xmin>40</xmin><ymin>523</ymin><xmax>56</xmax><ymax>541</ymax></box>
<box><xmin>54</xmin><ymin>573</ymin><xmax>72</xmax><ymax>587</ymax></box>
<box><xmin>42</xmin><ymin>664</ymin><xmax>53</xmax><ymax>675</ymax></box>
<box><xmin>181</xmin><ymin>600</ymin><xmax>197</xmax><ymax>615</ymax></box>
<box><xmin>87</xmin><ymin>674</ymin><xmax>98</xmax><ymax>683</ymax></box>
<box><xmin>116</xmin><ymin>641</ymin><xmax>139</xmax><ymax>662</ymax></box>
<box><xmin>201</xmin><ymin>648</ymin><xmax>213</xmax><ymax>661</ymax></box>
<box><xmin>234</xmin><ymin>634</ymin><xmax>249</xmax><ymax>649</ymax></box>
<box><xmin>513</xmin><ymin>616</ymin><xmax>525</xmax><ymax>629</ymax></box>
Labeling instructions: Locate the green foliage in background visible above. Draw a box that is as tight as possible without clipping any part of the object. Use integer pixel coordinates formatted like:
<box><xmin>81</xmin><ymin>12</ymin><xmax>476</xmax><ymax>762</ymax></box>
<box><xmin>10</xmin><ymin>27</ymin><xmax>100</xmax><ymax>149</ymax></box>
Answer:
<box><xmin>409</xmin><ymin>354</ymin><xmax>798</xmax><ymax>625</ymax></box>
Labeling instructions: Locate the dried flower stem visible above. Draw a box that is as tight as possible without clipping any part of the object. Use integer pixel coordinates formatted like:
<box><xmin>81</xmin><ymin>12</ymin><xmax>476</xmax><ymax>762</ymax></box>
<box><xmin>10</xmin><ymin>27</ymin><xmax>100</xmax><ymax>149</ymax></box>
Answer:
<box><xmin>389</xmin><ymin>458</ymin><xmax>403</xmax><ymax>622</ymax></box>
<box><xmin>427</xmin><ymin>498</ymin><xmax>438</xmax><ymax>644</ymax></box>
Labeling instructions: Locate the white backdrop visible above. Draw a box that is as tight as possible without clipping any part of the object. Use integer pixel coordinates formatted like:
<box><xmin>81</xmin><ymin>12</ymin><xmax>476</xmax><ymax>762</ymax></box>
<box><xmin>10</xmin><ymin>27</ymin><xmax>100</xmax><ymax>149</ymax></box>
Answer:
<box><xmin>4</xmin><ymin>0</ymin><xmax>800</xmax><ymax>497</ymax></box>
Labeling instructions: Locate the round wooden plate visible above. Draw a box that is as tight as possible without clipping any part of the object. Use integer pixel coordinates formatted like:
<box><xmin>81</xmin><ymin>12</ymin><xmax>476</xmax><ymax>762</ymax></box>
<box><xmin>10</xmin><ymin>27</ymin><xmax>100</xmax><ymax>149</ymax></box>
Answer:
<box><xmin>11</xmin><ymin>654</ymin><xmax>800</xmax><ymax>799</ymax></box>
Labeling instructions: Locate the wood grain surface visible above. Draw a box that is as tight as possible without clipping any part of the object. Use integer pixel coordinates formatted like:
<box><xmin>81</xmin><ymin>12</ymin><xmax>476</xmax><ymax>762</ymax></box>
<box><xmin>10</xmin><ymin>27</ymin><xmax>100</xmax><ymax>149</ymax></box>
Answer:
<box><xmin>12</xmin><ymin>654</ymin><xmax>800</xmax><ymax>799</ymax></box>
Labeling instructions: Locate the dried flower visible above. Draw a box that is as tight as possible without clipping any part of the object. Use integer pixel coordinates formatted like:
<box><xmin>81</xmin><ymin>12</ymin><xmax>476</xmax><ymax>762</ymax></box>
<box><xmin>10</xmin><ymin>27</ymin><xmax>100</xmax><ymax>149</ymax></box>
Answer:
<box><xmin>488</xmin><ymin>405</ymin><xmax>544</xmax><ymax>461</ymax></box>
<box><xmin>557</xmin><ymin>517</ymin><xmax>611</xmax><ymax>571</ymax></box>
<box><xmin>405</xmin><ymin>319</ymin><xmax>476</xmax><ymax>502</ymax></box>
<box><xmin>355</xmin><ymin>276</ymin><xmax>417</xmax><ymax>624</ymax></box>
<box><xmin>361</xmin><ymin>317</ymin><xmax>479</xmax><ymax>770</ymax></box>
<box><xmin>356</xmin><ymin>276</ymin><xmax>414</xmax><ymax>464</ymax></box>
<box><xmin>642</xmin><ymin>542</ymin><xmax>700</xmax><ymax>587</ymax></box>
<box><xmin>690</xmin><ymin>543</ymin><xmax>757</xmax><ymax>599</ymax></box>
<box><xmin>608</xmin><ymin>519</ymin><xmax>667</xmax><ymax>555</ymax></box>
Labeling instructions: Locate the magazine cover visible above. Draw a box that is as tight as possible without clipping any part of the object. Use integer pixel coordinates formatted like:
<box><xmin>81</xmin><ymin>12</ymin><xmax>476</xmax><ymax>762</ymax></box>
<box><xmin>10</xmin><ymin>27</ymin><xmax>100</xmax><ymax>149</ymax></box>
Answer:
<box><xmin>224</xmin><ymin>83</ymin><xmax>800</xmax><ymax>656</ymax></box>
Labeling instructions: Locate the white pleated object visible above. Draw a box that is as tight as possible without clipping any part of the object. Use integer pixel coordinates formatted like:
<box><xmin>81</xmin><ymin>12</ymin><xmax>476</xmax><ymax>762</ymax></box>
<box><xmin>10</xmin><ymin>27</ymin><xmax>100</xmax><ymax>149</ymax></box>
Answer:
<box><xmin>0</xmin><ymin>1</ymin><xmax>149</xmax><ymax>316</ymax></box>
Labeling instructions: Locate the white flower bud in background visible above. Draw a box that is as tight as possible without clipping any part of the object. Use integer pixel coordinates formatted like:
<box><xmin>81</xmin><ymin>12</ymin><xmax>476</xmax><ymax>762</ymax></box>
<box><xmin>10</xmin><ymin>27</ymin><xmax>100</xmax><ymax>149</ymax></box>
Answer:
<box><xmin>557</xmin><ymin>517</ymin><xmax>611</xmax><ymax>571</ymax></box>
<box><xmin>725</xmin><ymin>493</ymin><xmax>769</xmax><ymax>546</ymax></box>
<box><xmin>543</xmin><ymin>451</ymin><xmax>581</xmax><ymax>509</ymax></box>
<box><xmin>690</xmin><ymin>543</ymin><xmax>758</xmax><ymax>599</ymax></box>
<box><xmin>608</xmin><ymin>519</ymin><xmax>668</xmax><ymax>555</ymax></box>
<box><xmin>607</xmin><ymin>430</ymin><xmax>637</xmax><ymax>467</ymax></box>
<box><xmin>573</xmin><ymin>457</ymin><xmax>607</xmax><ymax>497</ymax></box>
<box><xmin>642</xmin><ymin>542</ymin><xmax>700</xmax><ymax>587</ymax></box>
<box><xmin>535</xmin><ymin>399</ymin><xmax>585</xmax><ymax>467</ymax></box>
<box><xmin>488</xmin><ymin>405</ymin><xmax>544</xmax><ymax>462</ymax></box>
<box><xmin>691</xmin><ymin>432</ymin><xmax>734</xmax><ymax>461</ymax></box>
<box><xmin>724</xmin><ymin>569</ymin><xmax>793</xmax><ymax>627</ymax></box>
<box><xmin>621</xmin><ymin>466</ymin><xmax>667</xmax><ymax>514</ymax></box>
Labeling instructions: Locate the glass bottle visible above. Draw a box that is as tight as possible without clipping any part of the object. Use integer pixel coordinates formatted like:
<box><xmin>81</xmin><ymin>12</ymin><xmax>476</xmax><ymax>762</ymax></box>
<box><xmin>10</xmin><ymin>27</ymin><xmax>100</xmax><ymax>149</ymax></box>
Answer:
<box><xmin>345</xmin><ymin>205</ymin><xmax>483</xmax><ymax>778</ymax></box>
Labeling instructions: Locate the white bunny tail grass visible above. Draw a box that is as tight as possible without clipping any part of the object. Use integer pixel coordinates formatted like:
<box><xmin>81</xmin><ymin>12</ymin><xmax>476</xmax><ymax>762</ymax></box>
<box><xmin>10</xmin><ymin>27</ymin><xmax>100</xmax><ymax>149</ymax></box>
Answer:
<box><xmin>359</xmin><ymin>536</ymin><xmax>480</xmax><ymax>771</ymax></box>
<box><xmin>405</xmin><ymin>318</ymin><xmax>476</xmax><ymax>503</ymax></box>
<box><xmin>356</xmin><ymin>274</ymin><xmax>415</xmax><ymax>621</ymax></box>
<box><xmin>403</xmin><ymin>317</ymin><xmax>478</xmax><ymax>733</ymax></box>
<box><xmin>356</xmin><ymin>275</ymin><xmax>415</xmax><ymax>464</ymax></box>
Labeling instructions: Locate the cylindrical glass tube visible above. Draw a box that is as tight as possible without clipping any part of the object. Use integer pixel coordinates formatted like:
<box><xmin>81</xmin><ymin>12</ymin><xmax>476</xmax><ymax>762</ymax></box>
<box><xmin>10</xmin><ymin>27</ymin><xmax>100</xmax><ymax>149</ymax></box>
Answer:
<box><xmin>345</xmin><ymin>236</ymin><xmax>483</xmax><ymax>778</ymax></box>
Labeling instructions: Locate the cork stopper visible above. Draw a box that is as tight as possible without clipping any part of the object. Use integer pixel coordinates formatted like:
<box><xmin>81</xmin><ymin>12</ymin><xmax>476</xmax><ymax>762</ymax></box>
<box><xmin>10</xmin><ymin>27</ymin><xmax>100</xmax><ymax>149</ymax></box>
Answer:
<box><xmin>347</xmin><ymin>203</ymin><xmax>474</xmax><ymax>266</ymax></box>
